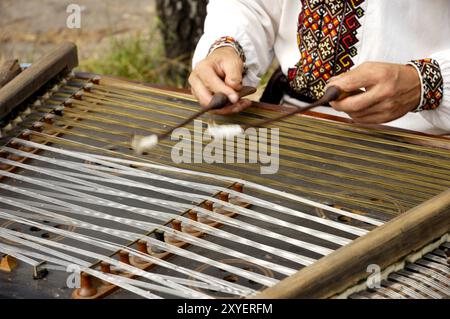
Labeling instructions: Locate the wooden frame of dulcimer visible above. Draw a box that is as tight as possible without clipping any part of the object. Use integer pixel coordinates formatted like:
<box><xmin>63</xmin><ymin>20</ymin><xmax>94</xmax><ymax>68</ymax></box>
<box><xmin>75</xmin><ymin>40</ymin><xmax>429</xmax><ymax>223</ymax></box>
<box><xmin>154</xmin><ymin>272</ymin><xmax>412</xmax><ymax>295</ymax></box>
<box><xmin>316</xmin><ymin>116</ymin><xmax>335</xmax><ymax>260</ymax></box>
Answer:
<box><xmin>254</xmin><ymin>188</ymin><xmax>450</xmax><ymax>298</ymax></box>
<box><xmin>0</xmin><ymin>42</ymin><xmax>449</xmax><ymax>299</ymax></box>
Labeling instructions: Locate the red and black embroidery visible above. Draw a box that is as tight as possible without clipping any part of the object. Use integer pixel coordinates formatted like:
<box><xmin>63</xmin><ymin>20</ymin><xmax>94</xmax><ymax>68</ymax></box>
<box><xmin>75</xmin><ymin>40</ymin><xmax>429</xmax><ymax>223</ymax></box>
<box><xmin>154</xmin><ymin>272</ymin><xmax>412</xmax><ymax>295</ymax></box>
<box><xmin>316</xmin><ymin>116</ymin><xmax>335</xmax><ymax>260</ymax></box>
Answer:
<box><xmin>289</xmin><ymin>0</ymin><xmax>365</xmax><ymax>101</ymax></box>
<box><xmin>408</xmin><ymin>59</ymin><xmax>444</xmax><ymax>112</ymax></box>
<box><xmin>208</xmin><ymin>36</ymin><xmax>246</xmax><ymax>64</ymax></box>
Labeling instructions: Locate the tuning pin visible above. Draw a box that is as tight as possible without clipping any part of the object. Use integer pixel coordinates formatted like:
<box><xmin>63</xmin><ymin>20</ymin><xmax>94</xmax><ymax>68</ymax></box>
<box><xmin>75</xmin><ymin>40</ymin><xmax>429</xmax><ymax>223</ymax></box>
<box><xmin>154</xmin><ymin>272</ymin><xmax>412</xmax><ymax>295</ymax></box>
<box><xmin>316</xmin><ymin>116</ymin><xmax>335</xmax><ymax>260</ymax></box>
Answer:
<box><xmin>63</xmin><ymin>98</ymin><xmax>73</xmax><ymax>107</ymax></box>
<box><xmin>32</xmin><ymin>122</ymin><xmax>44</xmax><ymax>132</ymax></box>
<box><xmin>83</xmin><ymin>83</ymin><xmax>94</xmax><ymax>92</ymax></box>
<box><xmin>20</xmin><ymin>131</ymin><xmax>31</xmax><ymax>140</ymax></box>
<box><xmin>91</xmin><ymin>76</ymin><xmax>101</xmax><ymax>85</ymax></box>
<box><xmin>9</xmin><ymin>139</ymin><xmax>20</xmax><ymax>149</ymax></box>
<box><xmin>54</xmin><ymin>106</ymin><xmax>65</xmax><ymax>116</ymax></box>
<box><xmin>19</xmin><ymin>132</ymin><xmax>34</xmax><ymax>152</ymax></box>
<box><xmin>44</xmin><ymin>114</ymin><xmax>55</xmax><ymax>124</ymax></box>
<box><xmin>73</xmin><ymin>92</ymin><xmax>83</xmax><ymax>100</ymax></box>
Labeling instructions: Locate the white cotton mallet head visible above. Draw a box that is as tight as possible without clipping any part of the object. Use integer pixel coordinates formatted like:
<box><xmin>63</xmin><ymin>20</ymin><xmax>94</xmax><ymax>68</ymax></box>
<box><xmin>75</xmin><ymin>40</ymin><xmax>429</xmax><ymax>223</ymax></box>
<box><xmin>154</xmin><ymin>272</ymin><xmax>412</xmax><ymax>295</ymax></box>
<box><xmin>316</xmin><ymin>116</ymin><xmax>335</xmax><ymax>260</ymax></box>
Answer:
<box><xmin>206</xmin><ymin>123</ymin><xmax>244</xmax><ymax>139</ymax></box>
<box><xmin>131</xmin><ymin>134</ymin><xmax>159</xmax><ymax>155</ymax></box>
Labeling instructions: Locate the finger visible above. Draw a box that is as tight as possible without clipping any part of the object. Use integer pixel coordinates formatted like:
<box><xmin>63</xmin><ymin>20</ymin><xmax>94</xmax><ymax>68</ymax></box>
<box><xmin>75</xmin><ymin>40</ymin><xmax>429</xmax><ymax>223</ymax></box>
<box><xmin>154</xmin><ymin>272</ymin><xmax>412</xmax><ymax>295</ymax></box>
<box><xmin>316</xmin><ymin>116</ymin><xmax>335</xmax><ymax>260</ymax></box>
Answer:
<box><xmin>198</xmin><ymin>66</ymin><xmax>239</xmax><ymax>103</ymax></box>
<box><xmin>348</xmin><ymin>88</ymin><xmax>414</xmax><ymax>123</ymax></box>
<box><xmin>328</xmin><ymin>63</ymin><xmax>380</xmax><ymax>92</ymax></box>
<box><xmin>330</xmin><ymin>86</ymin><xmax>383</xmax><ymax>113</ymax></box>
<box><xmin>326</xmin><ymin>73</ymin><xmax>344</xmax><ymax>85</ymax></box>
<box><xmin>349</xmin><ymin>102</ymin><xmax>404</xmax><ymax>124</ymax></box>
<box><xmin>212</xmin><ymin>99</ymin><xmax>252</xmax><ymax>115</ymax></box>
<box><xmin>350</xmin><ymin>112</ymin><xmax>394</xmax><ymax>124</ymax></box>
<box><xmin>346</xmin><ymin>102</ymin><xmax>386</xmax><ymax>119</ymax></box>
<box><xmin>220</xmin><ymin>58</ymin><xmax>244</xmax><ymax>91</ymax></box>
<box><xmin>189</xmin><ymin>75</ymin><xmax>213</xmax><ymax>107</ymax></box>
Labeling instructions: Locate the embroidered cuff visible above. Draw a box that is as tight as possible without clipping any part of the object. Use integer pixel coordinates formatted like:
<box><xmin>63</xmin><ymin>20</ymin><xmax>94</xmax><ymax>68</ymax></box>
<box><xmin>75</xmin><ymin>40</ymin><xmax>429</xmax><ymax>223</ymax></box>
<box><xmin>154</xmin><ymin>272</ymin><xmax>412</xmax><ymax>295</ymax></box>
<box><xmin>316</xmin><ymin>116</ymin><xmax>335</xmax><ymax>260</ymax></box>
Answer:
<box><xmin>208</xmin><ymin>36</ymin><xmax>247</xmax><ymax>65</ymax></box>
<box><xmin>407</xmin><ymin>59</ymin><xmax>444</xmax><ymax>112</ymax></box>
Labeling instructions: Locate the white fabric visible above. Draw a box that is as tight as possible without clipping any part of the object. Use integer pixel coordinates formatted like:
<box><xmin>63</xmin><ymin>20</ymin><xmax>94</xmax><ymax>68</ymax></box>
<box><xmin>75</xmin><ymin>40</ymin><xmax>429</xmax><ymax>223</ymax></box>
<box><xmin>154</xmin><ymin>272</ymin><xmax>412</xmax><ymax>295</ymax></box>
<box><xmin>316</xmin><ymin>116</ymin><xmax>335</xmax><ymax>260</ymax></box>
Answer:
<box><xmin>193</xmin><ymin>0</ymin><xmax>450</xmax><ymax>134</ymax></box>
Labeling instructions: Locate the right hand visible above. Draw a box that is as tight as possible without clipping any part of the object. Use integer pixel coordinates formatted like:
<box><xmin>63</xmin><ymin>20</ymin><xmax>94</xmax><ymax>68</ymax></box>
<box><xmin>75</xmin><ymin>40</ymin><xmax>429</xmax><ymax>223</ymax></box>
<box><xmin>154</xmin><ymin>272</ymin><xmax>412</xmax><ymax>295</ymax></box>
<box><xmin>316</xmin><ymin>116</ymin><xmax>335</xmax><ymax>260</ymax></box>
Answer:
<box><xmin>188</xmin><ymin>47</ymin><xmax>252</xmax><ymax>115</ymax></box>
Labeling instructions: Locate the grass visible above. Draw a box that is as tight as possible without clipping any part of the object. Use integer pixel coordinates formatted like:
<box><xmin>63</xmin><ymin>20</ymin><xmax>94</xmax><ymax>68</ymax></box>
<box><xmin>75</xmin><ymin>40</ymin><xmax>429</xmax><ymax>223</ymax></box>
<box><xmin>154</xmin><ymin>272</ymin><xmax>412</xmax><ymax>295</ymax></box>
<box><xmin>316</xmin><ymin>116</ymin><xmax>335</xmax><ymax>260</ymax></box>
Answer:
<box><xmin>81</xmin><ymin>28</ymin><xmax>190</xmax><ymax>88</ymax></box>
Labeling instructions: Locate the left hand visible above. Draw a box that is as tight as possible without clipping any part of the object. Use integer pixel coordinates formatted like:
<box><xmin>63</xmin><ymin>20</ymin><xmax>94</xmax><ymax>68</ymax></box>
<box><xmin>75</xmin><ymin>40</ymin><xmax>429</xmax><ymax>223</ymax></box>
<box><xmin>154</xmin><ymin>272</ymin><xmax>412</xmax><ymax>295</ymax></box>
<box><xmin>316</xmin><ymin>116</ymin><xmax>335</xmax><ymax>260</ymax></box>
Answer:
<box><xmin>328</xmin><ymin>62</ymin><xmax>421</xmax><ymax>124</ymax></box>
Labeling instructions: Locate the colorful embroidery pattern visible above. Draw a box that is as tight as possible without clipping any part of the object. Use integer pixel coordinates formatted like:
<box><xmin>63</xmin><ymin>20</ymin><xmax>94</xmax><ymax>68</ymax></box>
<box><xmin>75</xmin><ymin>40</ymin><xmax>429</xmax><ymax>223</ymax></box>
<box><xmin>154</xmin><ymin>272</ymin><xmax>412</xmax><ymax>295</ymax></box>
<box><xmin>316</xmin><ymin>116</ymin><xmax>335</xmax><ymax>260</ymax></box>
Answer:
<box><xmin>289</xmin><ymin>0</ymin><xmax>365</xmax><ymax>101</ymax></box>
<box><xmin>408</xmin><ymin>59</ymin><xmax>444</xmax><ymax>112</ymax></box>
<box><xmin>208</xmin><ymin>36</ymin><xmax>247</xmax><ymax>64</ymax></box>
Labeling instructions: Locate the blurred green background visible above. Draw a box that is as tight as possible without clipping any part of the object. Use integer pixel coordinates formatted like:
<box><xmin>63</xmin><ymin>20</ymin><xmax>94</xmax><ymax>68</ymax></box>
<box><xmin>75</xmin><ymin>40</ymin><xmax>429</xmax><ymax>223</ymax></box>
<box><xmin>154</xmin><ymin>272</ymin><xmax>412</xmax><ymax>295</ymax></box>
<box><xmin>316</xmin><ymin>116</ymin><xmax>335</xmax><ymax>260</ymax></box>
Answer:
<box><xmin>0</xmin><ymin>0</ymin><xmax>273</xmax><ymax>91</ymax></box>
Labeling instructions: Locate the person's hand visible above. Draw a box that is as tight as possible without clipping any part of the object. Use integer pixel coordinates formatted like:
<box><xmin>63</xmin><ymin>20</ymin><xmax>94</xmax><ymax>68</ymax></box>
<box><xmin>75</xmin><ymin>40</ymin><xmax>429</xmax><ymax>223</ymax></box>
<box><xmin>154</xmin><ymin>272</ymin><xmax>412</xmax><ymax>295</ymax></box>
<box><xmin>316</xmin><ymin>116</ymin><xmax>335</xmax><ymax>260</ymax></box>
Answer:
<box><xmin>328</xmin><ymin>62</ymin><xmax>421</xmax><ymax>124</ymax></box>
<box><xmin>188</xmin><ymin>47</ymin><xmax>252</xmax><ymax>115</ymax></box>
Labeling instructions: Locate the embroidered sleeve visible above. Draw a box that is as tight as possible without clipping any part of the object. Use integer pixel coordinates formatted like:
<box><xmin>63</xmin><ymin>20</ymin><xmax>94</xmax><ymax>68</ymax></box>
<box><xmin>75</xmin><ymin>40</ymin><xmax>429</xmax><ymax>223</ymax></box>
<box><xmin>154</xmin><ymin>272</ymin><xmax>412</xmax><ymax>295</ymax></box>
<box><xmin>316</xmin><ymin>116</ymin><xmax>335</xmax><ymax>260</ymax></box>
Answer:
<box><xmin>407</xmin><ymin>59</ymin><xmax>444</xmax><ymax>112</ymax></box>
<box><xmin>207</xmin><ymin>36</ymin><xmax>247</xmax><ymax>64</ymax></box>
